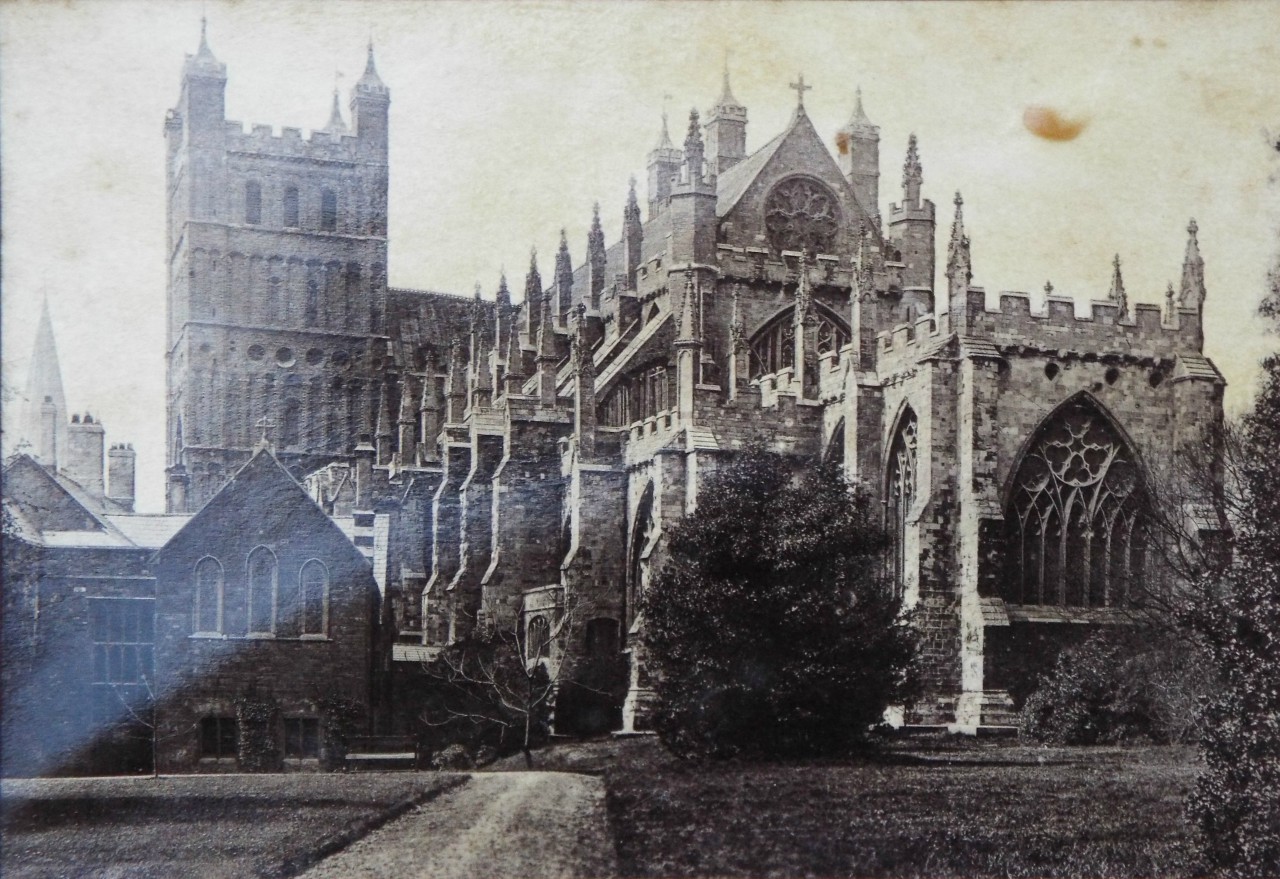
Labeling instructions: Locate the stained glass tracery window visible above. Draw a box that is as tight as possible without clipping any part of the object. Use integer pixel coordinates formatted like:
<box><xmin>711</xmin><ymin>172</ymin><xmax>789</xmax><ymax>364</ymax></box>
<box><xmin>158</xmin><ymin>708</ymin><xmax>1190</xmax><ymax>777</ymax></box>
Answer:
<box><xmin>1003</xmin><ymin>397</ymin><xmax>1147</xmax><ymax>607</ymax></box>
<box><xmin>749</xmin><ymin>308</ymin><xmax>849</xmax><ymax>379</ymax></box>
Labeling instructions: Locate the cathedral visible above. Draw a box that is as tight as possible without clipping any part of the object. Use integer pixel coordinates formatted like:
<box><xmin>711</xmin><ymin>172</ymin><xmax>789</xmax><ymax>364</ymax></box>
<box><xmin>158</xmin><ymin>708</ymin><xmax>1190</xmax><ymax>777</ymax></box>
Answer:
<box><xmin>159</xmin><ymin>27</ymin><xmax>1224</xmax><ymax>735</ymax></box>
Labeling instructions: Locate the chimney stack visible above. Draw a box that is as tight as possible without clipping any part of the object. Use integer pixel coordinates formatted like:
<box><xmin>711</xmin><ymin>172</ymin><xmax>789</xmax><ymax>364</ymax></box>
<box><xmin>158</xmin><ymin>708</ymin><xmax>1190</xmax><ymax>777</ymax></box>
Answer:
<box><xmin>107</xmin><ymin>443</ymin><xmax>137</xmax><ymax>512</ymax></box>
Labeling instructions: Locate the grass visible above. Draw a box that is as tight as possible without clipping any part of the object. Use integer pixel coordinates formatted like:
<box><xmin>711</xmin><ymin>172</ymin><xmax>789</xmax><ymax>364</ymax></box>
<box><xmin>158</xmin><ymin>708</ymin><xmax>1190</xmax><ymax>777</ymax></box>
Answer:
<box><xmin>0</xmin><ymin>771</ymin><xmax>465</xmax><ymax>879</ymax></box>
<box><xmin>502</xmin><ymin>734</ymin><xmax>1202</xmax><ymax>877</ymax></box>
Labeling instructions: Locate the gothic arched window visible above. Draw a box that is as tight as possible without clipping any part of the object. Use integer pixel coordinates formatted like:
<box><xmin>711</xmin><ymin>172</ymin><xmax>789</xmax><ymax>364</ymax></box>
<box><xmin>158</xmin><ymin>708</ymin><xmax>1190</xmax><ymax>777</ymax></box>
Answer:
<box><xmin>886</xmin><ymin>409</ymin><xmax>918</xmax><ymax>594</ymax></box>
<box><xmin>300</xmin><ymin>560</ymin><xmax>329</xmax><ymax>636</ymax></box>
<box><xmin>247</xmin><ymin>546</ymin><xmax>277</xmax><ymax>635</ymax></box>
<box><xmin>194</xmin><ymin>556</ymin><xmax>223</xmax><ymax>634</ymax></box>
<box><xmin>245</xmin><ymin>181</ymin><xmax>262</xmax><ymax>225</ymax></box>
<box><xmin>749</xmin><ymin>306</ymin><xmax>850</xmax><ymax>379</ymax></box>
<box><xmin>1003</xmin><ymin>396</ymin><xmax>1148</xmax><ymax>607</ymax></box>
<box><xmin>320</xmin><ymin>188</ymin><xmax>338</xmax><ymax>232</ymax></box>
<box><xmin>526</xmin><ymin>615</ymin><xmax>551</xmax><ymax>661</ymax></box>
<box><xmin>283</xmin><ymin>185</ymin><xmax>300</xmax><ymax>228</ymax></box>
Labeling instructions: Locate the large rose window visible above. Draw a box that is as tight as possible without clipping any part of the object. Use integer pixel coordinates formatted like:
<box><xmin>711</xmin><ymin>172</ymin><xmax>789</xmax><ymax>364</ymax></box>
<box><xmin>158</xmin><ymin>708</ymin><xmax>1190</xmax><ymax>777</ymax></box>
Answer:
<box><xmin>764</xmin><ymin>177</ymin><xmax>840</xmax><ymax>255</ymax></box>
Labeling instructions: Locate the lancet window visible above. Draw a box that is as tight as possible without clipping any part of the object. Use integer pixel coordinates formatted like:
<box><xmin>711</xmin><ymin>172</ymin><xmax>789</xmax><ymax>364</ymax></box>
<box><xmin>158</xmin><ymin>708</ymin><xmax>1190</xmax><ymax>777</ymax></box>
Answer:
<box><xmin>886</xmin><ymin>409</ymin><xmax>918</xmax><ymax>594</ymax></box>
<box><xmin>1003</xmin><ymin>397</ymin><xmax>1148</xmax><ymax>607</ymax></box>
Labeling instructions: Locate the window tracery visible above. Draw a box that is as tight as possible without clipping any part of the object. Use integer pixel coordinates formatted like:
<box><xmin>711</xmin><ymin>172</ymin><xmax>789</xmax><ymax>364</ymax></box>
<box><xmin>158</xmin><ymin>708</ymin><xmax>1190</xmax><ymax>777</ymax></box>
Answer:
<box><xmin>748</xmin><ymin>307</ymin><xmax>849</xmax><ymax>379</ymax></box>
<box><xmin>1003</xmin><ymin>397</ymin><xmax>1147</xmax><ymax>607</ymax></box>
<box><xmin>764</xmin><ymin>177</ymin><xmax>840</xmax><ymax>255</ymax></box>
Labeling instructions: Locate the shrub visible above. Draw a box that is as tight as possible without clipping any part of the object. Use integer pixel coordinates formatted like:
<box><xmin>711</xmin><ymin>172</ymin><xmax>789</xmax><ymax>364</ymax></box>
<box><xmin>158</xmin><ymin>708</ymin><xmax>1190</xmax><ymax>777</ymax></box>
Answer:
<box><xmin>641</xmin><ymin>446</ymin><xmax>918</xmax><ymax>760</ymax></box>
<box><xmin>234</xmin><ymin>694</ymin><xmax>281</xmax><ymax>772</ymax></box>
<box><xmin>1018</xmin><ymin>631</ymin><xmax>1211</xmax><ymax>746</ymax></box>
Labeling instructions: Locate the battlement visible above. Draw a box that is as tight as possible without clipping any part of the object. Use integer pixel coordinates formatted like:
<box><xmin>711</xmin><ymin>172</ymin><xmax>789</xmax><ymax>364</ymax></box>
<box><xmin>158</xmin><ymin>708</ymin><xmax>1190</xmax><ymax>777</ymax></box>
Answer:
<box><xmin>223</xmin><ymin>120</ymin><xmax>374</xmax><ymax>163</ymax></box>
<box><xmin>968</xmin><ymin>289</ymin><xmax>1200</xmax><ymax>356</ymax></box>
<box><xmin>887</xmin><ymin>198</ymin><xmax>936</xmax><ymax>224</ymax></box>
<box><xmin>876</xmin><ymin>287</ymin><xmax>1202</xmax><ymax>366</ymax></box>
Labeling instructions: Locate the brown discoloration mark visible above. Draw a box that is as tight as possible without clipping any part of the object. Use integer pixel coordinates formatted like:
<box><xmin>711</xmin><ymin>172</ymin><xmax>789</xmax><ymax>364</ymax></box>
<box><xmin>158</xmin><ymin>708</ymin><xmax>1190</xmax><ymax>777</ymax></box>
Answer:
<box><xmin>1023</xmin><ymin>106</ymin><xmax>1087</xmax><ymax>142</ymax></box>
<box><xmin>835</xmin><ymin>130</ymin><xmax>850</xmax><ymax>156</ymax></box>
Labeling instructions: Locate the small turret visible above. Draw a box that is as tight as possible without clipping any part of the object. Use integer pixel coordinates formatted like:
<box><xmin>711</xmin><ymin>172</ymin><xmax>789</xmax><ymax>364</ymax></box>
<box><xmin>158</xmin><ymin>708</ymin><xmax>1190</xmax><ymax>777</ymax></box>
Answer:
<box><xmin>647</xmin><ymin>110</ymin><xmax>682</xmax><ymax>219</ymax></box>
<box><xmin>705</xmin><ymin>60</ymin><xmax>747</xmax><ymax>176</ymax></box>
<box><xmin>535</xmin><ymin>289</ymin><xmax>559</xmax><ymax>408</ymax></box>
<box><xmin>1178</xmin><ymin>219</ymin><xmax>1206</xmax><ymax>311</ymax></box>
<box><xmin>887</xmin><ymin>134</ymin><xmax>936</xmax><ymax>295</ymax></box>
<box><xmin>493</xmin><ymin>272</ymin><xmax>514</xmax><ymax>382</ymax></box>
<box><xmin>554</xmin><ymin>229</ymin><xmax>574</xmax><ymax>324</ymax></box>
<box><xmin>375</xmin><ymin>372</ymin><xmax>395</xmax><ymax>465</ymax></box>
<box><xmin>946</xmin><ymin>192</ymin><xmax>973</xmax><ymax>329</ymax></box>
<box><xmin>622</xmin><ymin>180</ymin><xmax>643</xmax><ymax>291</ymax></box>
<box><xmin>1109</xmin><ymin>254</ymin><xmax>1130</xmax><ymax>319</ymax></box>
<box><xmin>398</xmin><ymin>372</ymin><xmax>418</xmax><ymax>464</ymax></box>
<box><xmin>522</xmin><ymin>248</ymin><xmax>543</xmax><ymax>340</ymax></box>
<box><xmin>682</xmin><ymin>109</ymin><xmax>706</xmax><ymax>184</ymax></box>
<box><xmin>350</xmin><ymin>41</ymin><xmax>390</xmax><ymax>149</ymax></box>
<box><xmin>177</xmin><ymin>17</ymin><xmax>227</xmax><ymax>147</ymax></box>
<box><xmin>571</xmin><ymin>304</ymin><xmax>598</xmax><ymax>461</ymax></box>
<box><xmin>503</xmin><ymin>311</ymin><xmax>527</xmax><ymax>397</ymax></box>
<box><xmin>444</xmin><ymin>339</ymin><xmax>467</xmax><ymax>424</ymax></box>
<box><xmin>419</xmin><ymin>365</ymin><xmax>442</xmax><ymax>463</ymax></box>
<box><xmin>669</xmin><ymin>109</ymin><xmax>718</xmax><ymax>266</ymax></box>
<box><xmin>587</xmin><ymin>204</ymin><xmax>607</xmax><ymax>307</ymax></box>
<box><xmin>838</xmin><ymin>87</ymin><xmax>880</xmax><ymax>223</ymax></box>
<box><xmin>674</xmin><ymin>269</ymin><xmax>702</xmax><ymax>424</ymax></box>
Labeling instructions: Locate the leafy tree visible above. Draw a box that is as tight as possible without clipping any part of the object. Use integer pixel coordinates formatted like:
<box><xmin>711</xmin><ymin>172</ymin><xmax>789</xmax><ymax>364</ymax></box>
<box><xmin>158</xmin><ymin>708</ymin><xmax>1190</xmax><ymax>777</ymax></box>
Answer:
<box><xmin>1185</xmin><ymin>355</ymin><xmax>1280</xmax><ymax>874</ymax></box>
<box><xmin>641</xmin><ymin>446</ymin><xmax>918</xmax><ymax>760</ymax></box>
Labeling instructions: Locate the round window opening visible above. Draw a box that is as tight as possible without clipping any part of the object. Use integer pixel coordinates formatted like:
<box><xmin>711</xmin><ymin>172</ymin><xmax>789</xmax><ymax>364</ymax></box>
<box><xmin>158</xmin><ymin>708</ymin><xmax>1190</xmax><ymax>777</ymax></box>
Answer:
<box><xmin>247</xmin><ymin>344</ymin><xmax>266</xmax><ymax>361</ymax></box>
<box><xmin>275</xmin><ymin>347</ymin><xmax>296</xmax><ymax>368</ymax></box>
<box><xmin>1149</xmin><ymin>369</ymin><xmax>1165</xmax><ymax>388</ymax></box>
<box><xmin>306</xmin><ymin>348</ymin><xmax>325</xmax><ymax>366</ymax></box>
<box><xmin>764</xmin><ymin>177</ymin><xmax>840</xmax><ymax>255</ymax></box>
<box><xmin>1105</xmin><ymin>366</ymin><xmax>1120</xmax><ymax>386</ymax></box>
<box><xmin>331</xmin><ymin>350</ymin><xmax>350</xmax><ymax>368</ymax></box>
<box><xmin>1044</xmin><ymin>362</ymin><xmax>1060</xmax><ymax>381</ymax></box>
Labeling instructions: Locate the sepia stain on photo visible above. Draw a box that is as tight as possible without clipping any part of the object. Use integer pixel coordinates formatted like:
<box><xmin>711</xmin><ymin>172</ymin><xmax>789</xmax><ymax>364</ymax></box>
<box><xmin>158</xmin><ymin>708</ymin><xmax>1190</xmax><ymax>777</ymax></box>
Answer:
<box><xmin>2</xmin><ymin>2</ymin><xmax>1279</xmax><ymax>877</ymax></box>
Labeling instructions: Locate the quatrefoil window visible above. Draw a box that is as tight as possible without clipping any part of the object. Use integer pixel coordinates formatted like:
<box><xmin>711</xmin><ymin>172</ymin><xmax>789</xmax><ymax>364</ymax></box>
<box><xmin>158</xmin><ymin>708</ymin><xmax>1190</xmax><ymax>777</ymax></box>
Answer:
<box><xmin>764</xmin><ymin>177</ymin><xmax>840</xmax><ymax>255</ymax></box>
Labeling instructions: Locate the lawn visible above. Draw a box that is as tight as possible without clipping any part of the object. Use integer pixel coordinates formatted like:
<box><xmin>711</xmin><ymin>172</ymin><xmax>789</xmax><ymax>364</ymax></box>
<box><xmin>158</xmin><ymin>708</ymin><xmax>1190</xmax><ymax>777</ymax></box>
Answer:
<box><xmin>0</xmin><ymin>771</ymin><xmax>464</xmax><ymax>879</ymax></box>
<box><xmin>506</xmin><ymin>734</ymin><xmax>1202</xmax><ymax>877</ymax></box>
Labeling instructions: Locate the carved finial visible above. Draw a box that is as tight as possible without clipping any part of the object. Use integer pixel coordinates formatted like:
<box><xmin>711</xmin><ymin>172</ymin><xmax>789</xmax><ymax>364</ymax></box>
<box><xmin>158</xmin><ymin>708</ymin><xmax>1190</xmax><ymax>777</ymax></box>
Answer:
<box><xmin>1188</xmin><ymin>218</ymin><xmax>1198</xmax><ymax>238</ymax></box>
<box><xmin>1179</xmin><ymin>218</ymin><xmax>1206</xmax><ymax>309</ymax></box>
<box><xmin>903</xmin><ymin>134</ymin><xmax>922</xmax><ymax>202</ymax></box>
<box><xmin>1044</xmin><ymin>281</ymin><xmax>1054</xmax><ymax>296</ymax></box>
<box><xmin>1109</xmin><ymin>253</ymin><xmax>1129</xmax><ymax>317</ymax></box>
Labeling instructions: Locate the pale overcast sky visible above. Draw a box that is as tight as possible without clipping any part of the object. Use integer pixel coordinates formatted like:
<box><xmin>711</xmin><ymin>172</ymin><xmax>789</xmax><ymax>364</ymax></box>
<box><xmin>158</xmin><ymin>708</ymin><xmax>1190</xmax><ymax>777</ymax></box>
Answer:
<box><xmin>2</xmin><ymin>0</ymin><xmax>1278</xmax><ymax>513</ymax></box>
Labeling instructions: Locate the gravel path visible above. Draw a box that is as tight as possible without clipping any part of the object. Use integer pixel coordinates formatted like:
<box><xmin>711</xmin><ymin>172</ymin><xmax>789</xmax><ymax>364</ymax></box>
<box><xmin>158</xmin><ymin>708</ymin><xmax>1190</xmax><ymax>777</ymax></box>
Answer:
<box><xmin>300</xmin><ymin>771</ymin><xmax>618</xmax><ymax>879</ymax></box>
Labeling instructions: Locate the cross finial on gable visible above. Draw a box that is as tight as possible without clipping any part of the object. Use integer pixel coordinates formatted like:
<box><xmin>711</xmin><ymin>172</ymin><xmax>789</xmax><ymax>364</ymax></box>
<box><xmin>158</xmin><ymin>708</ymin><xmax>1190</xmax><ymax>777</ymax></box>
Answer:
<box><xmin>256</xmin><ymin>416</ymin><xmax>275</xmax><ymax>449</ymax></box>
<box><xmin>789</xmin><ymin>73</ymin><xmax>812</xmax><ymax>110</ymax></box>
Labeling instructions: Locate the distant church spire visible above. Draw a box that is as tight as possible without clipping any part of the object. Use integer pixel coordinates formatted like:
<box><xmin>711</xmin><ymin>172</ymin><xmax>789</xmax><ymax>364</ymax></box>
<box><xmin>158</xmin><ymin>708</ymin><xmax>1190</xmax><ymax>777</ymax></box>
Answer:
<box><xmin>1109</xmin><ymin>253</ymin><xmax>1129</xmax><ymax>318</ymax></box>
<box><xmin>355</xmin><ymin>39</ymin><xmax>388</xmax><ymax>94</ymax></box>
<box><xmin>323</xmin><ymin>89</ymin><xmax>349</xmax><ymax>135</ymax></box>
<box><xmin>655</xmin><ymin>107</ymin><xmax>675</xmax><ymax>151</ymax></box>
<box><xmin>21</xmin><ymin>298</ymin><xmax>69</xmax><ymax>467</ymax></box>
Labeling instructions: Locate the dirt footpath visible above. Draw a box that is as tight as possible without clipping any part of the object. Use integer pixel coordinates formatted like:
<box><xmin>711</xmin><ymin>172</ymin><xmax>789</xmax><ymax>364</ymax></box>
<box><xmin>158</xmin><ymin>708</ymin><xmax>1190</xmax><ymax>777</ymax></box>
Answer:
<box><xmin>301</xmin><ymin>771</ymin><xmax>618</xmax><ymax>879</ymax></box>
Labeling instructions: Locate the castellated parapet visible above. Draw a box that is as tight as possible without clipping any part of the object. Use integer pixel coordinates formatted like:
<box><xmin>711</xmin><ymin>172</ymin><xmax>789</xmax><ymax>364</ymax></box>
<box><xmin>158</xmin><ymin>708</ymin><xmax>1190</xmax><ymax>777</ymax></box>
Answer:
<box><xmin>876</xmin><ymin>288</ymin><xmax>1203</xmax><ymax>376</ymax></box>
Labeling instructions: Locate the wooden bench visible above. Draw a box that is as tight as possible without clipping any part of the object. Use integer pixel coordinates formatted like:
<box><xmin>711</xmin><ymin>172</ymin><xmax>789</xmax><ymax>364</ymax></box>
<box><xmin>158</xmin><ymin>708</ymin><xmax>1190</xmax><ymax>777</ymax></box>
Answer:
<box><xmin>343</xmin><ymin>735</ymin><xmax>421</xmax><ymax>771</ymax></box>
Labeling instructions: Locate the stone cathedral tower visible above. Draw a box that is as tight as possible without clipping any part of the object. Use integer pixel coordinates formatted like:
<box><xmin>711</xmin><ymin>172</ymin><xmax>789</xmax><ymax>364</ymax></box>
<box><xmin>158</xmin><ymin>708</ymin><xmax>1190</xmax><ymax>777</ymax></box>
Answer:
<box><xmin>164</xmin><ymin>24</ymin><xmax>392</xmax><ymax>512</ymax></box>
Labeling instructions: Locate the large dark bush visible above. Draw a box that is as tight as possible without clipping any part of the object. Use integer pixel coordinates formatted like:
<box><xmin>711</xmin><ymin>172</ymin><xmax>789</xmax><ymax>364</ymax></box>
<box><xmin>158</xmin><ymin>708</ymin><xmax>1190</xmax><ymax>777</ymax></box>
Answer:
<box><xmin>640</xmin><ymin>447</ymin><xmax>918</xmax><ymax>760</ymax></box>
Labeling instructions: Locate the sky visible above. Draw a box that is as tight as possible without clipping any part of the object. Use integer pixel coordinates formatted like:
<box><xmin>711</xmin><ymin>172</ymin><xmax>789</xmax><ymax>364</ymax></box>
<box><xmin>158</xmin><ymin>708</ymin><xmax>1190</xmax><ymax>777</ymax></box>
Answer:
<box><xmin>2</xmin><ymin>0</ymin><xmax>1278</xmax><ymax>513</ymax></box>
